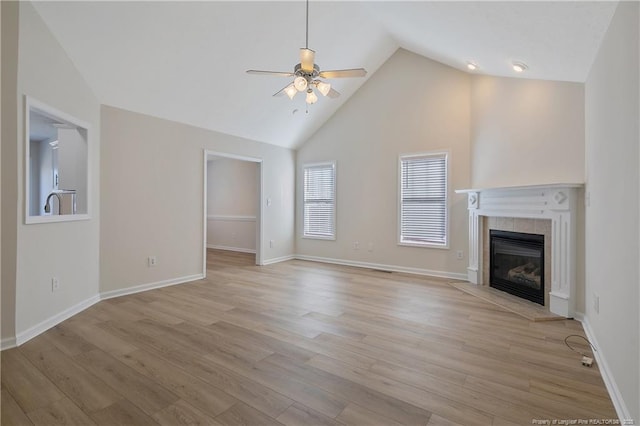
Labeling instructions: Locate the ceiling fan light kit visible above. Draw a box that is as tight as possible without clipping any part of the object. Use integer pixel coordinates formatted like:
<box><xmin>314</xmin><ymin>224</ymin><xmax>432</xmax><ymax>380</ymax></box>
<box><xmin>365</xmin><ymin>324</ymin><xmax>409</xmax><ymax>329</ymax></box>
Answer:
<box><xmin>294</xmin><ymin>76</ymin><xmax>308</xmax><ymax>92</ymax></box>
<box><xmin>306</xmin><ymin>89</ymin><xmax>318</xmax><ymax>104</ymax></box>
<box><xmin>315</xmin><ymin>81</ymin><xmax>331</xmax><ymax>96</ymax></box>
<box><xmin>284</xmin><ymin>84</ymin><xmax>297</xmax><ymax>100</ymax></box>
<box><xmin>246</xmin><ymin>0</ymin><xmax>366</xmax><ymax>106</ymax></box>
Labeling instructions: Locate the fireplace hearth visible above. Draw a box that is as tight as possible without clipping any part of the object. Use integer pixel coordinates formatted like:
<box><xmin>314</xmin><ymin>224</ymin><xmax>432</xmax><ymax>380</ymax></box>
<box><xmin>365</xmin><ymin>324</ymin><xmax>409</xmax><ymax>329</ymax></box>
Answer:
<box><xmin>490</xmin><ymin>230</ymin><xmax>545</xmax><ymax>305</ymax></box>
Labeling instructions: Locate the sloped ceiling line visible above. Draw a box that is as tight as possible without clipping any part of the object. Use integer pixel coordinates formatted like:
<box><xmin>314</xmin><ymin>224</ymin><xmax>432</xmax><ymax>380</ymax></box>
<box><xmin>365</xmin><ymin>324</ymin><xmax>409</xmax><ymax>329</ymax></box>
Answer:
<box><xmin>32</xmin><ymin>1</ymin><xmax>616</xmax><ymax>149</ymax></box>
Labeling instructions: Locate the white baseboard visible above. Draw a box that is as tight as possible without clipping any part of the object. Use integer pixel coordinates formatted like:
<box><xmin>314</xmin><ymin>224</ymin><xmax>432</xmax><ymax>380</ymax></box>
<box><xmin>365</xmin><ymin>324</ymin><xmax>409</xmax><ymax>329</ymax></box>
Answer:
<box><xmin>12</xmin><ymin>294</ymin><xmax>101</xmax><ymax>348</ymax></box>
<box><xmin>294</xmin><ymin>254</ymin><xmax>468</xmax><ymax>281</ymax></box>
<box><xmin>575</xmin><ymin>312</ymin><xmax>633</xmax><ymax>423</ymax></box>
<box><xmin>261</xmin><ymin>254</ymin><xmax>296</xmax><ymax>265</ymax></box>
<box><xmin>100</xmin><ymin>274</ymin><xmax>205</xmax><ymax>301</ymax></box>
<box><xmin>1</xmin><ymin>274</ymin><xmax>207</xmax><ymax>351</ymax></box>
<box><xmin>0</xmin><ymin>336</ymin><xmax>17</xmax><ymax>351</ymax></box>
<box><xmin>207</xmin><ymin>215</ymin><xmax>256</xmax><ymax>222</ymax></box>
<box><xmin>206</xmin><ymin>244</ymin><xmax>256</xmax><ymax>254</ymax></box>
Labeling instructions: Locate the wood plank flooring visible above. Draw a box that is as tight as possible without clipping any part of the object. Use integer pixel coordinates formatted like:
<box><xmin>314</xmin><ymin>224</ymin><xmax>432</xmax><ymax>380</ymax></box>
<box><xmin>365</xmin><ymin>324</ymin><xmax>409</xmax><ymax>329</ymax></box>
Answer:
<box><xmin>1</xmin><ymin>249</ymin><xmax>617</xmax><ymax>425</ymax></box>
<box><xmin>447</xmin><ymin>281</ymin><xmax>564</xmax><ymax>322</ymax></box>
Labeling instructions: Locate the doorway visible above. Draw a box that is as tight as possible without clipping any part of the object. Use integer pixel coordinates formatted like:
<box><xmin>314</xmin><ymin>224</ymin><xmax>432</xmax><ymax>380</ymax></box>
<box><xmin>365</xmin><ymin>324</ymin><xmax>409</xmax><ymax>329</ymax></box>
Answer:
<box><xmin>203</xmin><ymin>151</ymin><xmax>263</xmax><ymax>275</ymax></box>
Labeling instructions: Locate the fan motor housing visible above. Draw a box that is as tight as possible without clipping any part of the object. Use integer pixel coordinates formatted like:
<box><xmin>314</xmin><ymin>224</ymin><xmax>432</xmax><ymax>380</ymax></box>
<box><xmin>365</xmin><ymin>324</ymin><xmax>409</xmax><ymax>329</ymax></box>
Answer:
<box><xmin>294</xmin><ymin>63</ymin><xmax>320</xmax><ymax>82</ymax></box>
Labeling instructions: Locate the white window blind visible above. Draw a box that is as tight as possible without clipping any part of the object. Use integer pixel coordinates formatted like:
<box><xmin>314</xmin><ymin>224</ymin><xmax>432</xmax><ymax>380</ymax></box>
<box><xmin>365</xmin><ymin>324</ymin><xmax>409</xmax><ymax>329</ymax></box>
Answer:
<box><xmin>399</xmin><ymin>153</ymin><xmax>448</xmax><ymax>246</ymax></box>
<box><xmin>303</xmin><ymin>162</ymin><xmax>336</xmax><ymax>239</ymax></box>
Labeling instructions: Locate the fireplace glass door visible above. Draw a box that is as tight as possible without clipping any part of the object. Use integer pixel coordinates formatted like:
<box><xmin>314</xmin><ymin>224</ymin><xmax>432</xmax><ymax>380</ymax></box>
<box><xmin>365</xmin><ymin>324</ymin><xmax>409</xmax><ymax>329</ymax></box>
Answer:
<box><xmin>489</xmin><ymin>230</ymin><xmax>545</xmax><ymax>305</ymax></box>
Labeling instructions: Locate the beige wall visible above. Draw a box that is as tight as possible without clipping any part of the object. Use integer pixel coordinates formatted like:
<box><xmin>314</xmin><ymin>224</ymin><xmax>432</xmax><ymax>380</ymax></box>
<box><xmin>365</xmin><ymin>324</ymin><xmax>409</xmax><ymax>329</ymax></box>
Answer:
<box><xmin>10</xmin><ymin>2</ymin><xmax>101</xmax><ymax>339</ymax></box>
<box><xmin>0</xmin><ymin>1</ymin><xmax>15</xmax><ymax>344</ymax></box>
<box><xmin>469</xmin><ymin>73</ymin><xmax>587</xmax><ymax>316</ymax></box>
<box><xmin>207</xmin><ymin>158</ymin><xmax>258</xmax><ymax>252</ymax></box>
<box><xmin>100</xmin><ymin>106</ymin><xmax>295</xmax><ymax>293</ymax></box>
<box><xmin>0</xmin><ymin>0</ymin><xmax>3</xmax><ymax>343</ymax></box>
<box><xmin>297</xmin><ymin>49</ymin><xmax>471</xmax><ymax>277</ymax></box>
<box><xmin>471</xmin><ymin>75</ymin><xmax>585</xmax><ymax>188</ymax></box>
<box><xmin>585</xmin><ymin>1</ymin><xmax>639</xmax><ymax>421</ymax></box>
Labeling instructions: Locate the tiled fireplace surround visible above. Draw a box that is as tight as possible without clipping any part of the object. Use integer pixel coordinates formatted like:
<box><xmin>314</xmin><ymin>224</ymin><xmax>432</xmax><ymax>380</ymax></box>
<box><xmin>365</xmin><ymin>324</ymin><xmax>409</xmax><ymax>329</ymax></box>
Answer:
<box><xmin>457</xmin><ymin>184</ymin><xmax>582</xmax><ymax>317</ymax></box>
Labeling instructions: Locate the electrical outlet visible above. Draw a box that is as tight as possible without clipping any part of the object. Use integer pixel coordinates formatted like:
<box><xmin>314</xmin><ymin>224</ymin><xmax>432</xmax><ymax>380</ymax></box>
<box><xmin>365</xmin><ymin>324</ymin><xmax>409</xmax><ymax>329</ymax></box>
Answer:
<box><xmin>456</xmin><ymin>250</ymin><xmax>464</xmax><ymax>260</ymax></box>
<box><xmin>148</xmin><ymin>256</ymin><xmax>157</xmax><ymax>267</ymax></box>
<box><xmin>593</xmin><ymin>293</ymin><xmax>599</xmax><ymax>314</ymax></box>
<box><xmin>269</xmin><ymin>240</ymin><xmax>274</xmax><ymax>248</ymax></box>
<box><xmin>51</xmin><ymin>277</ymin><xmax>60</xmax><ymax>292</ymax></box>
<box><xmin>353</xmin><ymin>241</ymin><xmax>360</xmax><ymax>250</ymax></box>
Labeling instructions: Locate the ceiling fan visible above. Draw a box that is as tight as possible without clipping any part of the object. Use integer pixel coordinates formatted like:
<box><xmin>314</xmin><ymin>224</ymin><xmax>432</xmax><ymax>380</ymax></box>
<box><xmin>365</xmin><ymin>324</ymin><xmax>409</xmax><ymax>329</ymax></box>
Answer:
<box><xmin>246</xmin><ymin>0</ymin><xmax>367</xmax><ymax>105</ymax></box>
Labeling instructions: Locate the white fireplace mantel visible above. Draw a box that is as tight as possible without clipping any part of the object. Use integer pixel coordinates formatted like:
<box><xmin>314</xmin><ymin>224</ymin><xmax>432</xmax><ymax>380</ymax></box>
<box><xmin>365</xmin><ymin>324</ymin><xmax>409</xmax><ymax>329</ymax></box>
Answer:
<box><xmin>455</xmin><ymin>183</ymin><xmax>583</xmax><ymax>317</ymax></box>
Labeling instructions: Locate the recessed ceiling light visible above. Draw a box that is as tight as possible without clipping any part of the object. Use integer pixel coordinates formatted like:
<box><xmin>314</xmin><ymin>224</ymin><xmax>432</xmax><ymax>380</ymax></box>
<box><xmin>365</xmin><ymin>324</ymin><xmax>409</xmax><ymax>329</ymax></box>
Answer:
<box><xmin>512</xmin><ymin>62</ymin><xmax>528</xmax><ymax>73</ymax></box>
<box><xmin>467</xmin><ymin>62</ymin><xmax>478</xmax><ymax>71</ymax></box>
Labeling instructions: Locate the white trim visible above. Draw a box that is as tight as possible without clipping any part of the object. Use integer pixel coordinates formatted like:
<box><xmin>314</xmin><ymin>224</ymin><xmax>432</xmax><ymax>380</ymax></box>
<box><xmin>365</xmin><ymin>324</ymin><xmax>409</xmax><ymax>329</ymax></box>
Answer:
<box><xmin>301</xmin><ymin>235</ymin><xmax>336</xmax><ymax>241</ymax></box>
<box><xmin>398</xmin><ymin>151</ymin><xmax>450</xmax><ymax>249</ymax></box>
<box><xmin>455</xmin><ymin>183</ymin><xmax>584</xmax><ymax>194</ymax></box>
<box><xmin>207</xmin><ymin>151</ymin><xmax>262</xmax><ymax>163</ymax></box>
<box><xmin>25</xmin><ymin>96</ymin><xmax>91</xmax><ymax>131</ymax></box>
<box><xmin>204</xmin><ymin>150</ymin><xmax>263</xmax><ymax>271</ymax></box>
<box><xmin>261</xmin><ymin>254</ymin><xmax>296</xmax><ymax>265</ymax></box>
<box><xmin>100</xmin><ymin>274</ymin><xmax>204</xmax><ymax>301</ymax></box>
<box><xmin>398</xmin><ymin>241</ymin><xmax>449</xmax><ymax>250</ymax></box>
<box><xmin>458</xmin><ymin>184</ymin><xmax>581</xmax><ymax>317</ymax></box>
<box><xmin>294</xmin><ymin>254</ymin><xmax>467</xmax><ymax>281</ymax></box>
<box><xmin>302</xmin><ymin>161</ymin><xmax>337</xmax><ymax>240</ymax></box>
<box><xmin>207</xmin><ymin>244</ymin><xmax>256</xmax><ymax>254</ymax></box>
<box><xmin>25</xmin><ymin>214</ymin><xmax>91</xmax><ymax>224</ymax></box>
<box><xmin>1</xmin><ymin>337</ymin><xmax>18</xmax><ymax>351</ymax></box>
<box><xmin>575</xmin><ymin>313</ymin><xmax>633</xmax><ymax>423</ymax></box>
<box><xmin>24</xmin><ymin>96</ymin><xmax>92</xmax><ymax>224</ymax></box>
<box><xmin>207</xmin><ymin>215</ymin><xmax>256</xmax><ymax>222</ymax></box>
<box><xmin>203</xmin><ymin>153</ymin><xmax>207</xmax><ymax>277</ymax></box>
<box><xmin>2</xmin><ymin>274</ymin><xmax>205</xmax><ymax>350</ymax></box>
<box><xmin>13</xmin><ymin>294</ymin><xmax>101</xmax><ymax>347</ymax></box>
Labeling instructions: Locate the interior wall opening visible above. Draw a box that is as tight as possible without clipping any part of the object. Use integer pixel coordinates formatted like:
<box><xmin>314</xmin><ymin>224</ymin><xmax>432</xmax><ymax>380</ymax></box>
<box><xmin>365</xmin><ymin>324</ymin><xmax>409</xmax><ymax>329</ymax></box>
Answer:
<box><xmin>204</xmin><ymin>151</ymin><xmax>263</xmax><ymax>272</ymax></box>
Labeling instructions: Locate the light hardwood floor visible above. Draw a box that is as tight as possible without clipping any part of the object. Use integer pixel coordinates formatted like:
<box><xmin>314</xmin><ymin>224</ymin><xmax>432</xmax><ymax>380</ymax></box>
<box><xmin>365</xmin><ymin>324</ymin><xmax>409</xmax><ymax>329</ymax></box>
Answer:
<box><xmin>1</xmin><ymin>249</ymin><xmax>617</xmax><ymax>425</ymax></box>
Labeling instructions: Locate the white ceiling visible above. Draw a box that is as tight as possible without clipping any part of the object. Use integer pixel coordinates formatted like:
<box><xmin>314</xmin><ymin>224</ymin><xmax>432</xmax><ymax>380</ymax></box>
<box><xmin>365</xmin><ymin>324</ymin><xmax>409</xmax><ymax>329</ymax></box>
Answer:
<box><xmin>32</xmin><ymin>1</ymin><xmax>617</xmax><ymax>149</ymax></box>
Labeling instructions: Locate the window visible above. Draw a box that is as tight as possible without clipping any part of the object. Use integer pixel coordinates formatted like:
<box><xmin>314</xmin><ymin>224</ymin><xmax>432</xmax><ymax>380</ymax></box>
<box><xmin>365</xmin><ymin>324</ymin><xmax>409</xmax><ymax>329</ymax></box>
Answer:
<box><xmin>399</xmin><ymin>152</ymin><xmax>448</xmax><ymax>247</ymax></box>
<box><xmin>303</xmin><ymin>162</ymin><xmax>336</xmax><ymax>239</ymax></box>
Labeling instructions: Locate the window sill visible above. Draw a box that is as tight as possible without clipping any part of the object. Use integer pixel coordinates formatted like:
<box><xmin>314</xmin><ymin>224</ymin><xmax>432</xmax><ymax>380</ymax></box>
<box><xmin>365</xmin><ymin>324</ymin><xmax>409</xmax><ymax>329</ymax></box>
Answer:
<box><xmin>398</xmin><ymin>241</ymin><xmax>449</xmax><ymax>250</ymax></box>
<box><xmin>303</xmin><ymin>235</ymin><xmax>336</xmax><ymax>241</ymax></box>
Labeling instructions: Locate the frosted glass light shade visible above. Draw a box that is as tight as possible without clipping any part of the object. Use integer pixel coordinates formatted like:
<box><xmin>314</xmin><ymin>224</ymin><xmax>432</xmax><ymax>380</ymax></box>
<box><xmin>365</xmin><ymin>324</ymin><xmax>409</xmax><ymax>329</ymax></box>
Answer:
<box><xmin>306</xmin><ymin>89</ymin><xmax>318</xmax><ymax>104</ymax></box>
<box><xmin>294</xmin><ymin>76</ymin><xmax>308</xmax><ymax>92</ymax></box>
<box><xmin>316</xmin><ymin>81</ymin><xmax>331</xmax><ymax>96</ymax></box>
<box><xmin>284</xmin><ymin>84</ymin><xmax>297</xmax><ymax>100</ymax></box>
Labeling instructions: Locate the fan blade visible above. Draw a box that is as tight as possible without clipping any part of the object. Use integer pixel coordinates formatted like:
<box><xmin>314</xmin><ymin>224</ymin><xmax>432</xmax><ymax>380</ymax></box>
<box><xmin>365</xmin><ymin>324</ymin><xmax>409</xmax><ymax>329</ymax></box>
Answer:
<box><xmin>273</xmin><ymin>84</ymin><xmax>288</xmax><ymax>97</ymax></box>
<box><xmin>300</xmin><ymin>48</ymin><xmax>315</xmax><ymax>73</ymax></box>
<box><xmin>327</xmin><ymin>88</ymin><xmax>340</xmax><ymax>98</ymax></box>
<box><xmin>247</xmin><ymin>70</ymin><xmax>294</xmax><ymax>77</ymax></box>
<box><xmin>318</xmin><ymin>68</ymin><xmax>367</xmax><ymax>79</ymax></box>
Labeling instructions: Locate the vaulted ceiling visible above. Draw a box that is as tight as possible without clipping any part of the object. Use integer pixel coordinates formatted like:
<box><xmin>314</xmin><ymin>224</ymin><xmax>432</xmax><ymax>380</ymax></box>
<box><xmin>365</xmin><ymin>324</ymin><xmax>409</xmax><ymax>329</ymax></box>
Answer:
<box><xmin>32</xmin><ymin>1</ymin><xmax>617</xmax><ymax>149</ymax></box>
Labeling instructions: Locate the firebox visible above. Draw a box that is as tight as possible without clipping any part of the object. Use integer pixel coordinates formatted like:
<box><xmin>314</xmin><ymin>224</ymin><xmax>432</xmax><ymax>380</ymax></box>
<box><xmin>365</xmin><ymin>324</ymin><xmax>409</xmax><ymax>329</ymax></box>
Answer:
<box><xmin>489</xmin><ymin>230</ymin><xmax>545</xmax><ymax>305</ymax></box>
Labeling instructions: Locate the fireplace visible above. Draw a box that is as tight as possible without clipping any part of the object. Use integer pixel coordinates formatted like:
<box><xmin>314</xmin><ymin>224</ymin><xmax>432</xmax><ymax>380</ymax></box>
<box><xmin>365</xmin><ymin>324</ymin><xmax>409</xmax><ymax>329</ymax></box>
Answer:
<box><xmin>457</xmin><ymin>184</ymin><xmax>581</xmax><ymax>317</ymax></box>
<box><xmin>490</xmin><ymin>230</ymin><xmax>545</xmax><ymax>305</ymax></box>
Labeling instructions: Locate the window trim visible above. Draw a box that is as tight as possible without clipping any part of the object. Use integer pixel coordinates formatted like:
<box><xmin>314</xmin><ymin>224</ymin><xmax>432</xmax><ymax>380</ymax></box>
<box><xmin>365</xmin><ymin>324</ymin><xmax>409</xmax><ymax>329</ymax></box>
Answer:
<box><xmin>302</xmin><ymin>161</ymin><xmax>337</xmax><ymax>240</ymax></box>
<box><xmin>397</xmin><ymin>151</ymin><xmax>449</xmax><ymax>249</ymax></box>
